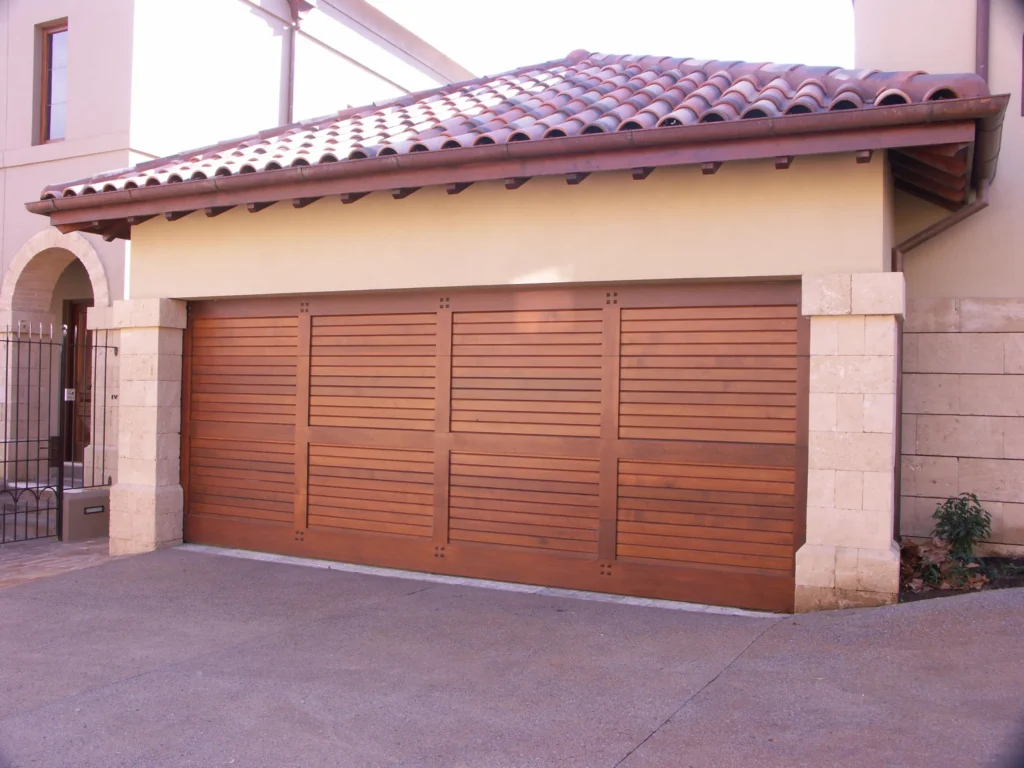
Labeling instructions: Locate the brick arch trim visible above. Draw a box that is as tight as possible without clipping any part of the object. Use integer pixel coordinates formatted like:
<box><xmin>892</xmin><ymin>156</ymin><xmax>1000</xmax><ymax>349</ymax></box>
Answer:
<box><xmin>0</xmin><ymin>228</ymin><xmax>111</xmax><ymax>313</ymax></box>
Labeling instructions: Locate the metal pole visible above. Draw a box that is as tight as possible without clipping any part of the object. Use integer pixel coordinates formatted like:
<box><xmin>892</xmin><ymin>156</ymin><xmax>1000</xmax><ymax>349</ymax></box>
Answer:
<box><xmin>56</xmin><ymin>326</ymin><xmax>67</xmax><ymax>541</ymax></box>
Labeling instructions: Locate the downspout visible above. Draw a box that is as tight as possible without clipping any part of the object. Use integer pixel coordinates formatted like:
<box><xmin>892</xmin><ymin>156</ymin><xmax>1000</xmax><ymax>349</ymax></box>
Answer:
<box><xmin>889</xmin><ymin>179</ymin><xmax>991</xmax><ymax>540</ymax></box>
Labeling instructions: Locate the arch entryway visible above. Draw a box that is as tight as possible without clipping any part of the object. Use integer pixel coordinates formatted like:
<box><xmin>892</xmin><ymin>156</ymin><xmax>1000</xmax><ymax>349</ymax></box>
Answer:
<box><xmin>0</xmin><ymin>228</ymin><xmax>114</xmax><ymax>543</ymax></box>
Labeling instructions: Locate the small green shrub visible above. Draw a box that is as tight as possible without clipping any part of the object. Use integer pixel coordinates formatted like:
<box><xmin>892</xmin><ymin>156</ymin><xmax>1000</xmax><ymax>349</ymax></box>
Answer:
<box><xmin>931</xmin><ymin>493</ymin><xmax>991</xmax><ymax>562</ymax></box>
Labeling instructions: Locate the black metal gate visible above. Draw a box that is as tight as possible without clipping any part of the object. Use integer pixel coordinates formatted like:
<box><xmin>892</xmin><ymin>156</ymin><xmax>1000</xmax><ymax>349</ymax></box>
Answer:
<box><xmin>0</xmin><ymin>323</ymin><xmax>116</xmax><ymax>544</ymax></box>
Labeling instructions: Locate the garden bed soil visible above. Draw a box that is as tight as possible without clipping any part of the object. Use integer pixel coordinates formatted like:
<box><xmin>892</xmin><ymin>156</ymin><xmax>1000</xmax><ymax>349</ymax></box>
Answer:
<box><xmin>900</xmin><ymin>556</ymin><xmax>1024</xmax><ymax>603</ymax></box>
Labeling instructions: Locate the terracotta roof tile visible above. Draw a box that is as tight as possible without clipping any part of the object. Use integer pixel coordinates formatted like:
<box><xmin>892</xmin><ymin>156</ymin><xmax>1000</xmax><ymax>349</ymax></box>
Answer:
<box><xmin>40</xmin><ymin>49</ymin><xmax>991</xmax><ymax>200</ymax></box>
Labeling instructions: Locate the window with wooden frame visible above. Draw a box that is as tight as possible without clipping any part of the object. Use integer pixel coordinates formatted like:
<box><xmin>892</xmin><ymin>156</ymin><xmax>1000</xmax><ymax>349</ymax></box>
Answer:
<box><xmin>39</xmin><ymin>21</ymin><xmax>68</xmax><ymax>143</ymax></box>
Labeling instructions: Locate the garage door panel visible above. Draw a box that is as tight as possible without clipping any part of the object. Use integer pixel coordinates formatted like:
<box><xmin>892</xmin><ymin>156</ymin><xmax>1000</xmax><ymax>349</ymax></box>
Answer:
<box><xmin>616</xmin><ymin>543</ymin><xmax>792</xmax><ymax>573</ymax></box>
<box><xmin>184</xmin><ymin>283</ymin><xmax>806</xmax><ymax>612</ymax></box>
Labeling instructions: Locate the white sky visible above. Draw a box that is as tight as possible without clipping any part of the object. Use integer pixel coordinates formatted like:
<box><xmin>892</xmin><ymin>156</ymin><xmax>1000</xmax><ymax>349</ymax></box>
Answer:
<box><xmin>367</xmin><ymin>0</ymin><xmax>855</xmax><ymax>77</ymax></box>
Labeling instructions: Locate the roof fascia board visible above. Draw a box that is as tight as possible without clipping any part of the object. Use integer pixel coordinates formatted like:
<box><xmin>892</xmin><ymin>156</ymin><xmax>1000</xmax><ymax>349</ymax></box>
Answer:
<box><xmin>36</xmin><ymin>121</ymin><xmax>975</xmax><ymax>229</ymax></box>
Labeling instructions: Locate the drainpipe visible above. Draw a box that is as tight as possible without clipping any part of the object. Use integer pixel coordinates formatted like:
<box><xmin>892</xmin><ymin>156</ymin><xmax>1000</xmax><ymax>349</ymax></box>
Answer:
<box><xmin>889</xmin><ymin>179</ymin><xmax>991</xmax><ymax>539</ymax></box>
<box><xmin>976</xmin><ymin>0</ymin><xmax>990</xmax><ymax>82</ymax></box>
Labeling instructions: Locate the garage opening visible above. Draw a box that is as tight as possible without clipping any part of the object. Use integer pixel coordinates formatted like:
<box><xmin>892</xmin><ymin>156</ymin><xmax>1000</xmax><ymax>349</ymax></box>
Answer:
<box><xmin>182</xmin><ymin>280</ymin><xmax>807</xmax><ymax>612</ymax></box>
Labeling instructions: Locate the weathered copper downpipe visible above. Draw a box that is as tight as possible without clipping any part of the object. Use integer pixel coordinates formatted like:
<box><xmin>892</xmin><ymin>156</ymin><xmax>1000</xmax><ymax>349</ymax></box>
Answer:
<box><xmin>891</xmin><ymin>178</ymin><xmax>991</xmax><ymax>270</ymax></box>
<box><xmin>888</xmin><ymin>176</ymin><xmax>991</xmax><ymax>537</ymax></box>
<box><xmin>25</xmin><ymin>95</ymin><xmax>1009</xmax><ymax>222</ymax></box>
<box><xmin>976</xmin><ymin>0</ymin><xmax>990</xmax><ymax>82</ymax></box>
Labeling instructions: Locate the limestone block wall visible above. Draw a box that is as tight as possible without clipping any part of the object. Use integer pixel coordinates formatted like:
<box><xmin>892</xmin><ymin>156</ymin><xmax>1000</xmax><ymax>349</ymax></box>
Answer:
<box><xmin>795</xmin><ymin>273</ymin><xmax>904</xmax><ymax>611</ymax></box>
<box><xmin>901</xmin><ymin>298</ymin><xmax>1024</xmax><ymax>553</ymax></box>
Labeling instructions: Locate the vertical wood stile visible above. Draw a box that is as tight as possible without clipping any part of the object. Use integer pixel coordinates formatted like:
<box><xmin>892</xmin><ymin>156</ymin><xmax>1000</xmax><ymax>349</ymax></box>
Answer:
<box><xmin>433</xmin><ymin>308</ymin><xmax>453</xmax><ymax>545</ymax></box>
<box><xmin>598</xmin><ymin>303</ymin><xmax>622</xmax><ymax>561</ymax></box>
<box><xmin>179</xmin><ymin>311</ymin><xmax>193</xmax><ymax>520</ymax></box>
<box><xmin>793</xmin><ymin>315</ymin><xmax>811</xmax><ymax>554</ymax></box>
<box><xmin>293</xmin><ymin>311</ymin><xmax>312</xmax><ymax>532</ymax></box>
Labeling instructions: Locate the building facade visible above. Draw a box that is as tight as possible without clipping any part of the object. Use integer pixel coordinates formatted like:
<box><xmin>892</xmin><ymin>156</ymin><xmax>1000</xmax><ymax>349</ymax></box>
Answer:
<box><xmin>0</xmin><ymin>0</ymin><xmax>469</xmax><ymax>541</ymax></box>
<box><xmin>857</xmin><ymin>0</ymin><xmax>1024</xmax><ymax>556</ymax></box>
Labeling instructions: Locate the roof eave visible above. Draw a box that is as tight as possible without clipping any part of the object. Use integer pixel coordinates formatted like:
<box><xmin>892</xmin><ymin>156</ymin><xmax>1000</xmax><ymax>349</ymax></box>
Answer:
<box><xmin>28</xmin><ymin>95</ymin><xmax>1009</xmax><ymax>232</ymax></box>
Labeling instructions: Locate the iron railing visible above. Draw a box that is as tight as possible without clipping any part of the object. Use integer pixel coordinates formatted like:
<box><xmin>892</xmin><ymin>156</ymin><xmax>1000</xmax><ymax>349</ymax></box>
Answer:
<box><xmin>0</xmin><ymin>323</ymin><xmax>116</xmax><ymax>544</ymax></box>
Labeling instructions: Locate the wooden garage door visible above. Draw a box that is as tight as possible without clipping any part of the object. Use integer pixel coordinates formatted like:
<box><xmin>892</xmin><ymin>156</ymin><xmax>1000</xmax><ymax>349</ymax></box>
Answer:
<box><xmin>182</xmin><ymin>281</ymin><xmax>808</xmax><ymax>612</ymax></box>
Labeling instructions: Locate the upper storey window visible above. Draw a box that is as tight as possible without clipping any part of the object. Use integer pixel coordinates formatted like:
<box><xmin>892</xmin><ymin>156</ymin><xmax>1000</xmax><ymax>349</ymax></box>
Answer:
<box><xmin>39</xmin><ymin>22</ymin><xmax>68</xmax><ymax>143</ymax></box>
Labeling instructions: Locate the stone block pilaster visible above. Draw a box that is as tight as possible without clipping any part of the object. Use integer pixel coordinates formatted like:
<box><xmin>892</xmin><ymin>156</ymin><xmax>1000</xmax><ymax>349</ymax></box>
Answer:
<box><xmin>101</xmin><ymin>299</ymin><xmax>186</xmax><ymax>556</ymax></box>
<box><xmin>796</xmin><ymin>273</ymin><xmax>904</xmax><ymax>612</ymax></box>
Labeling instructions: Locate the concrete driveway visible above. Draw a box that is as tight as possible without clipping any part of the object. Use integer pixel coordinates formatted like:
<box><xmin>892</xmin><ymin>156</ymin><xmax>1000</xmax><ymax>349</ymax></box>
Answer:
<box><xmin>0</xmin><ymin>547</ymin><xmax>1022</xmax><ymax>768</ymax></box>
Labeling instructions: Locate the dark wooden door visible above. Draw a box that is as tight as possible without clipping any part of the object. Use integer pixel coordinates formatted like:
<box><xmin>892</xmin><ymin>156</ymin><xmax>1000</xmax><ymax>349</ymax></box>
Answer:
<box><xmin>62</xmin><ymin>301</ymin><xmax>93</xmax><ymax>463</ymax></box>
<box><xmin>182</xmin><ymin>281</ymin><xmax>808</xmax><ymax>612</ymax></box>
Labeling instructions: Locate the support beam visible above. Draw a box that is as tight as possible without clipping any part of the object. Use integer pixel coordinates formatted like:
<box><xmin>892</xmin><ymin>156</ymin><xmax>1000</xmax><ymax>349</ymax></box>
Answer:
<box><xmin>446</xmin><ymin>182</ymin><xmax>472</xmax><ymax>195</ymax></box>
<box><xmin>631</xmin><ymin>167</ymin><xmax>654</xmax><ymax>181</ymax></box>
<box><xmin>701</xmin><ymin>161</ymin><xmax>722</xmax><ymax>175</ymax></box>
<box><xmin>246</xmin><ymin>201</ymin><xmax>276</xmax><ymax>213</ymax></box>
<box><xmin>101</xmin><ymin>221</ymin><xmax>130</xmax><ymax>242</ymax></box>
<box><xmin>126</xmin><ymin>215</ymin><xmax>156</xmax><ymax>226</ymax></box>
<box><xmin>856</xmin><ymin>150</ymin><xmax>874</xmax><ymax>164</ymax></box>
<box><xmin>204</xmin><ymin>206</ymin><xmax>234</xmax><ymax>217</ymax></box>
<box><xmin>565</xmin><ymin>172</ymin><xmax>590</xmax><ymax>185</ymax></box>
<box><xmin>292</xmin><ymin>197</ymin><xmax>320</xmax><ymax>209</ymax></box>
<box><xmin>340</xmin><ymin>192</ymin><xmax>368</xmax><ymax>204</ymax></box>
<box><xmin>504</xmin><ymin>177</ymin><xmax>530</xmax><ymax>190</ymax></box>
<box><xmin>164</xmin><ymin>210</ymin><xmax>195</xmax><ymax>222</ymax></box>
<box><xmin>775</xmin><ymin>156</ymin><xmax>794</xmax><ymax>170</ymax></box>
<box><xmin>391</xmin><ymin>187</ymin><xmax>419</xmax><ymax>199</ymax></box>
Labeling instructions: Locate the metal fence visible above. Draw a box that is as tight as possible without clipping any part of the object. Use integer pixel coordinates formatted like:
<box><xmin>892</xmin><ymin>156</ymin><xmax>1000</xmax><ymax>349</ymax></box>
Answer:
<box><xmin>0</xmin><ymin>323</ymin><xmax>116</xmax><ymax>544</ymax></box>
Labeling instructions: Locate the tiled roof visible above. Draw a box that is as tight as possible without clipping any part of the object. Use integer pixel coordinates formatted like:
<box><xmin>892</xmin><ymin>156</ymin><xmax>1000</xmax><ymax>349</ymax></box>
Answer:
<box><xmin>41</xmin><ymin>50</ymin><xmax>991</xmax><ymax>200</ymax></box>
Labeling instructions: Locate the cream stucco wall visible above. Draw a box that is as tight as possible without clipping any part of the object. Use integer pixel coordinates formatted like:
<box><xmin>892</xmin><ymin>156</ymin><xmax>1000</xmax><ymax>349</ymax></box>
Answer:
<box><xmin>129</xmin><ymin>154</ymin><xmax>890</xmax><ymax>299</ymax></box>
<box><xmin>855</xmin><ymin>0</ymin><xmax>977</xmax><ymax>77</ymax></box>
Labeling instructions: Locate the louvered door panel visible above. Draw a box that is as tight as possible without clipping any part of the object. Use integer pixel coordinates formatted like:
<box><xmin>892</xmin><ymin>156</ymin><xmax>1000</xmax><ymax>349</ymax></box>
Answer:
<box><xmin>450</xmin><ymin>309</ymin><xmax>602</xmax><ymax>437</ymax></box>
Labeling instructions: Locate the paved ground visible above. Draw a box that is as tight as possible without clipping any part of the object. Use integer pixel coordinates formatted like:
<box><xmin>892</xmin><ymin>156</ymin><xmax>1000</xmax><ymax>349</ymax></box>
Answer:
<box><xmin>0</xmin><ymin>547</ymin><xmax>1022</xmax><ymax>768</ymax></box>
<box><xmin>0</xmin><ymin>537</ymin><xmax>111</xmax><ymax>590</ymax></box>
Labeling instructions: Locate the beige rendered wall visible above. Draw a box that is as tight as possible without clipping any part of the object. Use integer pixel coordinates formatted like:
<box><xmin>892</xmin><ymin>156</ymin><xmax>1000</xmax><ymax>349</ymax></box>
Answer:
<box><xmin>858</xmin><ymin>0</ymin><xmax>1024</xmax><ymax>551</ymax></box>
<box><xmin>1</xmin><ymin>0</ymin><xmax>136</xmax><ymax>312</ymax></box>
<box><xmin>129</xmin><ymin>154</ymin><xmax>891</xmax><ymax>299</ymax></box>
<box><xmin>855</xmin><ymin>0</ymin><xmax>977</xmax><ymax>76</ymax></box>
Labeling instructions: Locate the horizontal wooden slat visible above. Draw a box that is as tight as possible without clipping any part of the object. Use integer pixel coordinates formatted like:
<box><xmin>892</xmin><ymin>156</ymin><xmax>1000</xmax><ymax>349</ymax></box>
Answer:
<box><xmin>452</xmin><ymin>463</ymin><xmax>599</xmax><ymax>484</ymax></box>
<box><xmin>192</xmin><ymin>317</ymin><xmax>298</xmax><ymax>329</ymax></box>
<box><xmin>453</xmin><ymin>410</ymin><xmax>600</xmax><ymax>426</ymax></box>
<box><xmin>452</xmin><ymin>378</ymin><xmax>602</xmax><ymax>391</ymax></box>
<box><xmin>453</xmin><ymin>388</ymin><xmax>602</xmax><ymax>403</ymax></box>
<box><xmin>619</xmin><ymin>415</ymin><xmax>795</xmax><ymax>432</ymax></box>
<box><xmin>311</xmin><ymin>345</ymin><xmax>437</xmax><ymax>356</ymax></box>
<box><xmin>307</xmin><ymin>495</ymin><xmax>432</xmax><ymax>517</ymax></box>
<box><xmin>619</xmin><ymin>461</ymin><xmax>793</xmax><ymax>483</ymax></box>
<box><xmin>620</xmin><ymin>402</ymin><xmax>795</xmax><ymax>418</ymax></box>
<box><xmin>619</xmin><ymin>473</ymin><xmax>794</xmax><ymax>495</ymax></box>
<box><xmin>453</xmin><ymin>310</ymin><xmax>603</xmax><ymax>324</ymax></box>
<box><xmin>451</xmin><ymin>528</ymin><xmax>595</xmax><ymax>554</ymax></box>
<box><xmin>451</xmin><ymin>473</ymin><xmax>598</xmax><ymax>496</ymax></box>
<box><xmin>309</xmin><ymin>514</ymin><xmax>431</xmax><ymax>538</ymax></box>
<box><xmin>616</xmin><ymin>496</ymin><xmax>794</xmax><ymax>520</ymax></box>
<box><xmin>309</xmin><ymin>376</ymin><xmax>435</xmax><ymax>389</ymax></box>
<box><xmin>620</xmin><ymin>306</ymin><xmax>797</xmax><ymax>321</ymax></box>
<box><xmin>616</xmin><ymin>543</ymin><xmax>791</xmax><ymax>572</ymax></box>
<box><xmin>447</xmin><ymin>494</ymin><xmax>598</xmax><ymax>519</ymax></box>
<box><xmin>621</xmin><ymin>484</ymin><xmax>793</xmax><ymax>508</ymax></box>
<box><xmin>309</xmin><ymin>415</ymin><xmax>434</xmax><ymax>430</ymax></box>
<box><xmin>618</xmin><ymin>530</ymin><xmax>791</xmax><ymax>559</ymax></box>
<box><xmin>618</xmin><ymin>520</ymin><xmax>791</xmax><ymax>545</ymax></box>
<box><xmin>620</xmin><ymin>318</ymin><xmax>798</xmax><ymax>332</ymax></box>
<box><xmin>618</xmin><ymin>506</ymin><xmax>793</xmax><ymax>531</ymax></box>
<box><xmin>620</xmin><ymin>379</ymin><xmax>795</xmax><ymax>394</ymax></box>
<box><xmin>453</xmin><ymin>335</ymin><xmax>603</xmax><ymax>347</ymax></box>
<box><xmin>450</xmin><ymin>518</ymin><xmax>598</xmax><ymax>542</ymax></box>
<box><xmin>452</xmin><ymin>321</ymin><xmax>602</xmax><ymax>334</ymax></box>
<box><xmin>452</xmin><ymin>421</ymin><xmax>599</xmax><ymax>438</ymax></box>
<box><xmin>449</xmin><ymin>484</ymin><xmax>597</xmax><ymax>509</ymax></box>
<box><xmin>620</xmin><ymin>331</ymin><xmax>796</xmax><ymax>345</ymax></box>
<box><xmin>312</xmin><ymin>313</ymin><xmax>437</xmax><ymax>327</ymax></box>
<box><xmin>619</xmin><ymin>426</ymin><xmax>795</xmax><ymax>444</ymax></box>
<box><xmin>449</xmin><ymin>506</ymin><xmax>597</xmax><ymax>530</ymax></box>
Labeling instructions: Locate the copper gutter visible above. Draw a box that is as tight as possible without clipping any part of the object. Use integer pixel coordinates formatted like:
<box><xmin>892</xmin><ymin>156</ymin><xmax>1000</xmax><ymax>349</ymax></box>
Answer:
<box><xmin>976</xmin><ymin>0</ymin><xmax>990</xmax><ymax>82</ymax></box>
<box><xmin>26</xmin><ymin>96</ymin><xmax>1008</xmax><ymax>227</ymax></box>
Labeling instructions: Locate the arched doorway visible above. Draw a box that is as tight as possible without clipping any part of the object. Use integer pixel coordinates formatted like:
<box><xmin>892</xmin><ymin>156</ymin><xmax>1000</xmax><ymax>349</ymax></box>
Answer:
<box><xmin>0</xmin><ymin>228</ymin><xmax>112</xmax><ymax>543</ymax></box>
